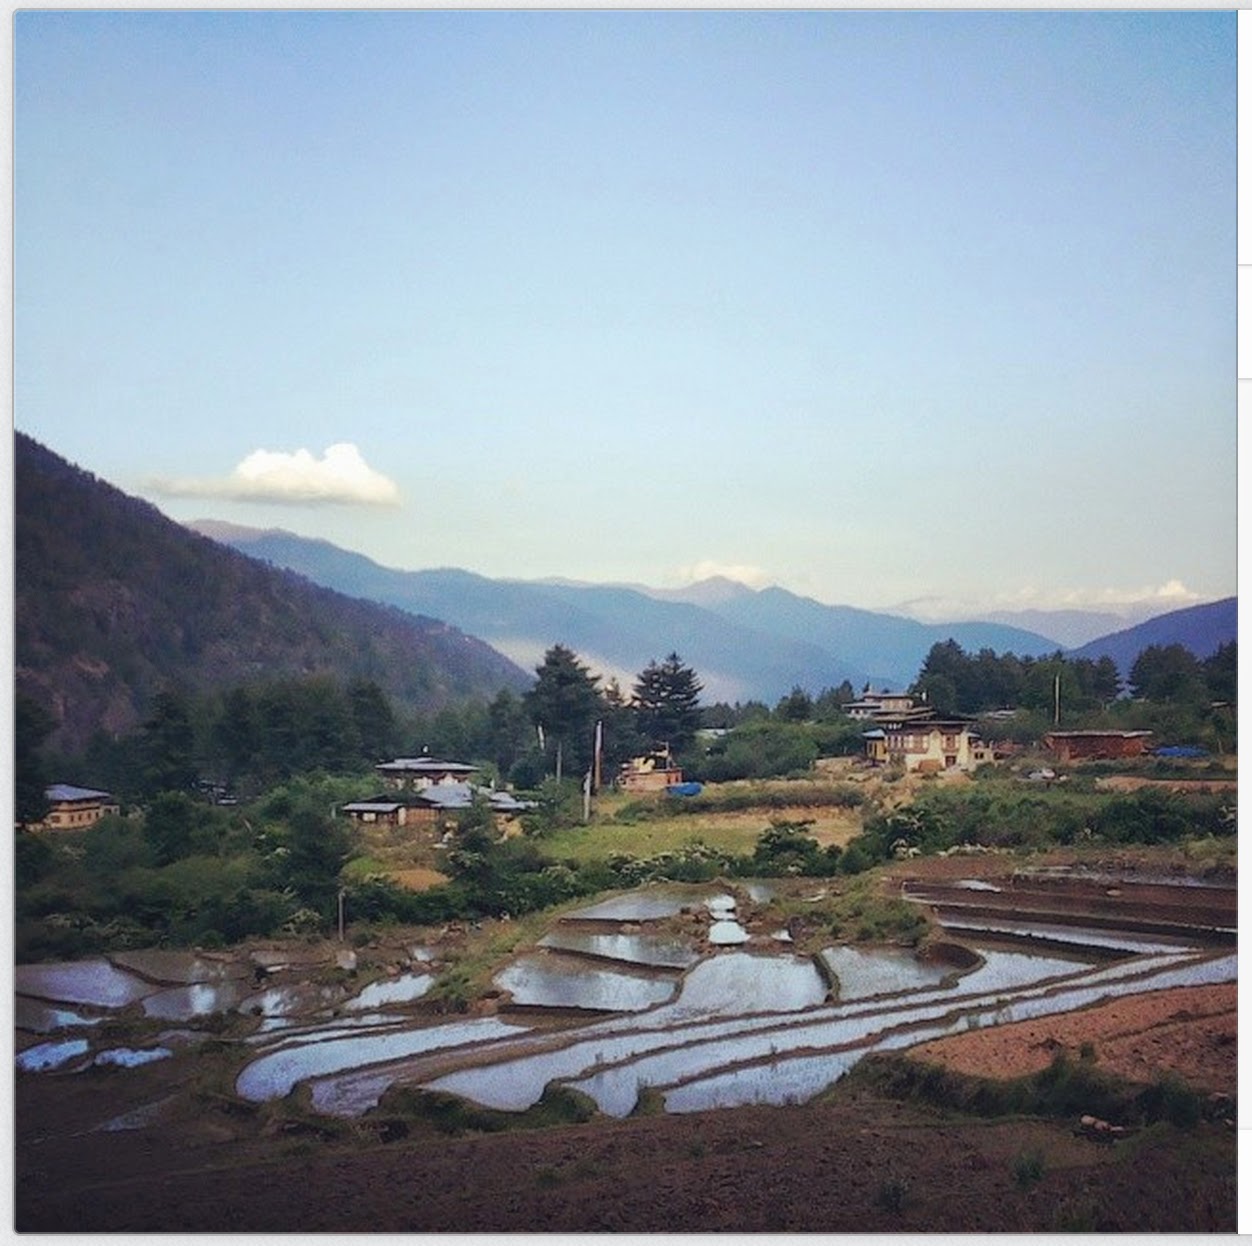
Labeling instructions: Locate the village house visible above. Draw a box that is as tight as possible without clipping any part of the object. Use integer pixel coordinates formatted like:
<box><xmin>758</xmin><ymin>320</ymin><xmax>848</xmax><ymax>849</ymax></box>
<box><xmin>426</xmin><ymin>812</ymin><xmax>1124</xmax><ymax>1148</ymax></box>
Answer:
<box><xmin>1043</xmin><ymin>730</ymin><xmax>1155</xmax><ymax>763</ymax></box>
<box><xmin>374</xmin><ymin>756</ymin><xmax>479</xmax><ymax>791</ymax></box>
<box><xmin>863</xmin><ymin>712</ymin><xmax>991</xmax><ymax>773</ymax></box>
<box><xmin>338</xmin><ymin>798</ymin><xmax>412</xmax><ymax>828</ymax></box>
<box><xmin>618</xmin><ymin>750</ymin><xmax>684</xmax><ymax>793</ymax></box>
<box><xmin>844</xmin><ymin>689</ymin><xmax>918</xmax><ymax>721</ymax></box>
<box><xmin>340</xmin><ymin>781</ymin><xmax>534</xmax><ymax>831</ymax></box>
<box><xmin>31</xmin><ymin>784</ymin><xmax>120</xmax><ymax>831</ymax></box>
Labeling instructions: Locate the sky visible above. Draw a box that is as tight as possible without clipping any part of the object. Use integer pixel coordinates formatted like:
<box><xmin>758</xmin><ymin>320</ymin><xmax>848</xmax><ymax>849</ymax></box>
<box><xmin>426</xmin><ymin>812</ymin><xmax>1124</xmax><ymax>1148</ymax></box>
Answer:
<box><xmin>13</xmin><ymin>10</ymin><xmax>1237</xmax><ymax>620</ymax></box>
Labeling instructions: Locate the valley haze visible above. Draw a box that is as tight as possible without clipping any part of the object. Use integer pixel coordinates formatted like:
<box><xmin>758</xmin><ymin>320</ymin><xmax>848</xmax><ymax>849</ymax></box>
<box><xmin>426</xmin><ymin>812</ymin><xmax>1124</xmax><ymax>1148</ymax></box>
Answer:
<box><xmin>190</xmin><ymin>518</ymin><xmax>1236</xmax><ymax>703</ymax></box>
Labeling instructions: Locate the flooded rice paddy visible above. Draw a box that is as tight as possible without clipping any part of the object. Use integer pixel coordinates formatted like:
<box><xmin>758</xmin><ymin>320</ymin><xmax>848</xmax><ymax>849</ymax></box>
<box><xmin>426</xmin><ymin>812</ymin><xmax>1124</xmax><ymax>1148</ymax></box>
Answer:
<box><xmin>16</xmin><ymin>874</ymin><xmax>1237</xmax><ymax>1123</ymax></box>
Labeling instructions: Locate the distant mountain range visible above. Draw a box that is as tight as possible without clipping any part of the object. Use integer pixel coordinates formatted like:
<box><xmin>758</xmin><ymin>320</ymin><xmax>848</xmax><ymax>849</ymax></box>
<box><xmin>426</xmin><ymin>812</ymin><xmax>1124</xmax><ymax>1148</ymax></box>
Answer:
<box><xmin>192</xmin><ymin>522</ymin><xmax>1076</xmax><ymax>702</ymax></box>
<box><xmin>16</xmin><ymin>435</ymin><xmax>529</xmax><ymax>755</ymax></box>
<box><xmin>16</xmin><ymin>428</ymin><xmax>1233</xmax><ymax>762</ymax></box>
<box><xmin>1068</xmin><ymin>598</ymin><xmax>1237</xmax><ymax>678</ymax></box>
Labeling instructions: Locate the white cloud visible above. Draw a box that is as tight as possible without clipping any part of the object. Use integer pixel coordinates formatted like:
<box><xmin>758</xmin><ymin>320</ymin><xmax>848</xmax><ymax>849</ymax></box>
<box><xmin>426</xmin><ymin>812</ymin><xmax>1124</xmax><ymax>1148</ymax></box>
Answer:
<box><xmin>151</xmin><ymin>443</ymin><xmax>400</xmax><ymax>507</ymax></box>
<box><xmin>892</xmin><ymin>580</ymin><xmax>1209</xmax><ymax>623</ymax></box>
<box><xmin>673</xmin><ymin>560</ymin><xmax>772</xmax><ymax>589</ymax></box>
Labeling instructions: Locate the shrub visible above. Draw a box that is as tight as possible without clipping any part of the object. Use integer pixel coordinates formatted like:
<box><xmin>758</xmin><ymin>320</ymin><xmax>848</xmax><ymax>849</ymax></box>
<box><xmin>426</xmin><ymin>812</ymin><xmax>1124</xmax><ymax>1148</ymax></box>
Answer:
<box><xmin>1013</xmin><ymin>1149</ymin><xmax>1045</xmax><ymax>1189</ymax></box>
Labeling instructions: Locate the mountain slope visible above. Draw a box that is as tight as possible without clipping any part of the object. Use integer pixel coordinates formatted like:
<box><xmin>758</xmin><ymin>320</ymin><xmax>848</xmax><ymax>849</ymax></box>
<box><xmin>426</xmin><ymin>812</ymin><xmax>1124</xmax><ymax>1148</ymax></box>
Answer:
<box><xmin>190</xmin><ymin>525</ymin><xmax>866</xmax><ymax>702</ymax></box>
<box><xmin>191</xmin><ymin>524</ymin><xmax>1070</xmax><ymax>701</ymax></box>
<box><xmin>1068</xmin><ymin>598</ymin><xmax>1237</xmax><ymax>677</ymax></box>
<box><xmin>702</xmin><ymin>586</ymin><xmax>1062</xmax><ymax>688</ymax></box>
<box><xmin>16</xmin><ymin>435</ymin><xmax>529</xmax><ymax>754</ymax></box>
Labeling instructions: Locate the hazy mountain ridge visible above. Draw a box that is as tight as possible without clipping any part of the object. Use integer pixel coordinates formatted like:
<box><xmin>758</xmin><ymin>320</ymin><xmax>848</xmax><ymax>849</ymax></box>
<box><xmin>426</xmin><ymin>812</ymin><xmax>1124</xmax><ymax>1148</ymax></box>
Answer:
<box><xmin>190</xmin><ymin>524</ymin><xmax>1080</xmax><ymax>701</ymax></box>
<box><xmin>192</xmin><ymin>525</ymin><xmax>865</xmax><ymax>703</ymax></box>
<box><xmin>1068</xmin><ymin>598</ymin><xmax>1237</xmax><ymax>678</ymax></box>
<box><xmin>16</xmin><ymin>435</ymin><xmax>530</xmax><ymax>754</ymax></box>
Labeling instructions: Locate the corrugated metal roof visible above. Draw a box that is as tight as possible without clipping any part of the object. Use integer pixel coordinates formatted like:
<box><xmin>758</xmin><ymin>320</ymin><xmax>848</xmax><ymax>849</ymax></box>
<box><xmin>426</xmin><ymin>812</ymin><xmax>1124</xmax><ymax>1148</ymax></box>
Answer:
<box><xmin>376</xmin><ymin>757</ymin><xmax>478</xmax><ymax>773</ymax></box>
<box><xmin>45</xmin><ymin>784</ymin><xmax>114</xmax><ymax>803</ymax></box>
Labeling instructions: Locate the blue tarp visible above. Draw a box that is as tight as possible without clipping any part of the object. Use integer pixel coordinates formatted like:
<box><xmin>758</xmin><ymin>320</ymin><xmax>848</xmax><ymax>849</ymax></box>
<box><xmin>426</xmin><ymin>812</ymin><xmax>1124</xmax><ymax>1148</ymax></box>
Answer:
<box><xmin>1153</xmin><ymin>746</ymin><xmax>1209</xmax><ymax>758</ymax></box>
<box><xmin>666</xmin><ymin>782</ymin><xmax>704</xmax><ymax>798</ymax></box>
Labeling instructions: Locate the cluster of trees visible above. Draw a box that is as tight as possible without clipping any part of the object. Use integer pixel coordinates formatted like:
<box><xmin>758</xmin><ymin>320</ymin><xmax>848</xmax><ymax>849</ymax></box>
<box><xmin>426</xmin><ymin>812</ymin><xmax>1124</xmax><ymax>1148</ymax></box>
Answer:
<box><xmin>26</xmin><ymin>647</ymin><xmax>712</xmax><ymax>813</ymax></box>
<box><xmin>50</xmin><ymin>677</ymin><xmax>405</xmax><ymax>807</ymax></box>
<box><xmin>911</xmin><ymin>642</ymin><xmax>1122</xmax><ymax>717</ymax></box>
<box><xmin>911</xmin><ymin>639</ymin><xmax>1235</xmax><ymax>720</ymax></box>
<box><xmin>847</xmin><ymin>784</ymin><xmax>1235</xmax><ymax>866</ymax></box>
<box><xmin>16</xmin><ymin>776</ymin><xmax>360</xmax><ymax>959</ymax></box>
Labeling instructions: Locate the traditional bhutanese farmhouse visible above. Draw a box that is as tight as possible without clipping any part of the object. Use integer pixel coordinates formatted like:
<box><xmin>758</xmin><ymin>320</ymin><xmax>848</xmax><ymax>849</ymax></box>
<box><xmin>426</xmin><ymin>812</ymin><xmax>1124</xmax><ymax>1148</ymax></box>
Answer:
<box><xmin>32</xmin><ymin>784</ymin><xmax>120</xmax><ymax>831</ymax></box>
<box><xmin>340</xmin><ymin>782</ymin><xmax>534</xmax><ymax>831</ymax></box>
<box><xmin>375</xmin><ymin>756</ymin><xmax>479</xmax><ymax>791</ymax></box>
<box><xmin>1043</xmin><ymin>730</ymin><xmax>1154</xmax><ymax>762</ymax></box>
<box><xmin>844</xmin><ymin>690</ymin><xmax>918</xmax><ymax>721</ymax></box>
<box><xmin>863</xmin><ymin>712</ymin><xmax>991</xmax><ymax>773</ymax></box>
<box><xmin>338</xmin><ymin>799</ymin><xmax>412</xmax><ymax>828</ymax></box>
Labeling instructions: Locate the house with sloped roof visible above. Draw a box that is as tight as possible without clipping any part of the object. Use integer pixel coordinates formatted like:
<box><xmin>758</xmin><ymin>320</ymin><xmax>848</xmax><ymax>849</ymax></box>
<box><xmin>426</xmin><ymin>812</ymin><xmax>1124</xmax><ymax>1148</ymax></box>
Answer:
<box><xmin>375</xmin><ymin>756</ymin><xmax>479</xmax><ymax>791</ymax></box>
<box><xmin>1043</xmin><ymin>730</ymin><xmax>1154</xmax><ymax>762</ymax></box>
<box><xmin>338</xmin><ymin>799</ymin><xmax>413</xmax><ymax>828</ymax></box>
<box><xmin>341</xmin><ymin>782</ymin><xmax>535</xmax><ymax>831</ymax></box>
<box><xmin>863</xmin><ymin>712</ymin><xmax>991</xmax><ymax>773</ymax></box>
<box><xmin>32</xmin><ymin>784</ymin><xmax>120</xmax><ymax>831</ymax></box>
<box><xmin>844</xmin><ymin>690</ymin><xmax>919</xmax><ymax>720</ymax></box>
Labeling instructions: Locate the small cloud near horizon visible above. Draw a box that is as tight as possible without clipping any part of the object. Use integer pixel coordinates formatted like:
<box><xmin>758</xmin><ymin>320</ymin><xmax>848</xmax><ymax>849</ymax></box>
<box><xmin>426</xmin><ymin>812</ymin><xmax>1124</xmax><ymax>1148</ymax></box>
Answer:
<box><xmin>149</xmin><ymin>443</ymin><xmax>401</xmax><ymax>507</ymax></box>
<box><xmin>673</xmin><ymin>560</ymin><xmax>772</xmax><ymax>589</ymax></box>
<box><xmin>894</xmin><ymin>579</ymin><xmax>1211</xmax><ymax>622</ymax></box>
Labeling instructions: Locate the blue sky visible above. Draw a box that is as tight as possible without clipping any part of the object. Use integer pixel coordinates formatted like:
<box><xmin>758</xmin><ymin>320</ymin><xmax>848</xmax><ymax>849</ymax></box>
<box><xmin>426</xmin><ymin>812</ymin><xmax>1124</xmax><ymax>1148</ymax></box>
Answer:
<box><xmin>14</xmin><ymin>10</ymin><xmax>1236</xmax><ymax>619</ymax></box>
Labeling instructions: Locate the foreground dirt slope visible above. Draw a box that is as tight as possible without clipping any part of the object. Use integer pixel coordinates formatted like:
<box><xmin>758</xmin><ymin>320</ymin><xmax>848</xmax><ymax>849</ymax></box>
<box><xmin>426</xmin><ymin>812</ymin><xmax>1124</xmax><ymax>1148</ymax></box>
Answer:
<box><xmin>911</xmin><ymin>982</ymin><xmax>1235</xmax><ymax>1092</ymax></box>
<box><xmin>16</xmin><ymin>1081</ymin><xmax>1233</xmax><ymax>1233</ymax></box>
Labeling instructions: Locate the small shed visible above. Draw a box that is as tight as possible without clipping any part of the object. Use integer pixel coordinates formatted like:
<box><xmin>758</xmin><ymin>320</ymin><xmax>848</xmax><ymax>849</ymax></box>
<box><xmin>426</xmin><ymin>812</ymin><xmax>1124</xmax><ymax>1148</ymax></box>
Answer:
<box><xmin>1043</xmin><ymin>731</ymin><xmax>1154</xmax><ymax>762</ymax></box>
<box><xmin>340</xmin><ymin>800</ymin><xmax>410</xmax><ymax>828</ymax></box>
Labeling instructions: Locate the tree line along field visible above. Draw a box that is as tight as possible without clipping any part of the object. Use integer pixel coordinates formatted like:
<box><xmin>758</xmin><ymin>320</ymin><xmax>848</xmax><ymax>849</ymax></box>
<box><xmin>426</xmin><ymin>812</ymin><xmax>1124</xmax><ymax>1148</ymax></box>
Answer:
<box><xmin>16</xmin><ymin>637</ymin><xmax>1235</xmax><ymax>964</ymax></box>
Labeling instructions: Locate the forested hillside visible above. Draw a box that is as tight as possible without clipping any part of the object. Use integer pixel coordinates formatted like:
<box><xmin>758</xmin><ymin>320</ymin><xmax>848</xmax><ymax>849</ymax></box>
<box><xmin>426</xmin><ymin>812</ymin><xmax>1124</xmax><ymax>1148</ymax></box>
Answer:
<box><xmin>15</xmin><ymin>434</ymin><xmax>528</xmax><ymax>755</ymax></box>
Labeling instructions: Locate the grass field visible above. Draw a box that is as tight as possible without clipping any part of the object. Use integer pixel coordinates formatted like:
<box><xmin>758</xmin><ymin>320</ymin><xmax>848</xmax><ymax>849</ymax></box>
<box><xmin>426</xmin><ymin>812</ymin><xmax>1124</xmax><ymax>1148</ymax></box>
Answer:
<box><xmin>539</xmin><ymin>806</ymin><xmax>864</xmax><ymax>862</ymax></box>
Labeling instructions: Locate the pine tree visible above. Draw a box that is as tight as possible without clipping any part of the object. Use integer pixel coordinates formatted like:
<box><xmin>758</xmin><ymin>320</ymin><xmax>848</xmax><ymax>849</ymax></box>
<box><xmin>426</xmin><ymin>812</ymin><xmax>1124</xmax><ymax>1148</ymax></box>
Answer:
<box><xmin>632</xmin><ymin>653</ymin><xmax>704</xmax><ymax>755</ymax></box>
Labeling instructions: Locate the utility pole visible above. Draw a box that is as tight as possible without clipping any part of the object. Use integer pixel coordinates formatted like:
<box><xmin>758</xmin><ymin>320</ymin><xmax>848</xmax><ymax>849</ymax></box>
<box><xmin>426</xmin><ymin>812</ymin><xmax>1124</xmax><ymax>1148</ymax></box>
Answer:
<box><xmin>593</xmin><ymin>720</ymin><xmax>603</xmax><ymax>792</ymax></box>
<box><xmin>1054</xmin><ymin>673</ymin><xmax>1061</xmax><ymax>727</ymax></box>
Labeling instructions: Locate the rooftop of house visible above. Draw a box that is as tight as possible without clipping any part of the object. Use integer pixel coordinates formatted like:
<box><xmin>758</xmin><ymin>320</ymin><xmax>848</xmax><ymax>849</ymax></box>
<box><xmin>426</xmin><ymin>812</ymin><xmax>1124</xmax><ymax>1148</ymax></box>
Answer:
<box><xmin>45</xmin><ymin>784</ymin><xmax>115</xmax><ymax>803</ymax></box>
<box><xmin>1043</xmin><ymin>730</ymin><xmax>1154</xmax><ymax>739</ymax></box>
<box><xmin>375</xmin><ymin>756</ymin><xmax>479</xmax><ymax>774</ymax></box>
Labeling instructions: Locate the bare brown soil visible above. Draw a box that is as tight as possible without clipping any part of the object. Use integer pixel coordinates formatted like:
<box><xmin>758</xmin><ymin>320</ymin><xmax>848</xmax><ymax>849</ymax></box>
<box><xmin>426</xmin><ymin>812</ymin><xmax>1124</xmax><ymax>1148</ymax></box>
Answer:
<box><xmin>911</xmin><ymin>982</ymin><xmax>1236</xmax><ymax>1091</ymax></box>
<box><xmin>15</xmin><ymin>1046</ymin><xmax>1234</xmax><ymax>1234</ymax></box>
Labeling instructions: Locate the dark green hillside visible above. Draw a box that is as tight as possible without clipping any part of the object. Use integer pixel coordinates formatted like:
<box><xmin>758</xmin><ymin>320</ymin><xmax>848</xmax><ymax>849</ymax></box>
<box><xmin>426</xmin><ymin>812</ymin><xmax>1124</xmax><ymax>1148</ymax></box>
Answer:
<box><xmin>15</xmin><ymin>434</ymin><xmax>529</xmax><ymax>754</ymax></box>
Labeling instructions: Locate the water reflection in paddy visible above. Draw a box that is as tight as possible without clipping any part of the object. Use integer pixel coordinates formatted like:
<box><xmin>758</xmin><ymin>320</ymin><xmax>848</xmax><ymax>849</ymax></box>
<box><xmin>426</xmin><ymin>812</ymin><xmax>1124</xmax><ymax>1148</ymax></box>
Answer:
<box><xmin>141</xmin><ymin>980</ymin><xmax>251</xmax><ymax>1021</ymax></box>
<box><xmin>538</xmin><ymin>929</ymin><xmax>700</xmax><ymax>969</ymax></box>
<box><xmin>422</xmin><ymin>946</ymin><xmax>1176</xmax><ymax>1117</ymax></box>
<box><xmin>238</xmin><ymin>981</ymin><xmax>349</xmax><ymax>1019</ymax></box>
<box><xmin>94</xmin><ymin>1046</ymin><xmax>174</xmax><ymax>1069</ymax></box>
<box><xmin>940</xmin><ymin>917</ymin><xmax>1200</xmax><ymax>955</ymax></box>
<box><xmin>15</xmin><ymin>997</ymin><xmax>105</xmax><ymax>1033</ymax></box>
<box><xmin>15</xmin><ymin>960</ymin><xmax>155</xmax><ymax>1009</ymax></box>
<box><xmin>662</xmin><ymin>953</ymin><xmax>827</xmax><ymax>1018</ymax></box>
<box><xmin>111</xmin><ymin>950</ymin><xmax>243</xmax><ymax>985</ymax></box>
<box><xmin>565</xmin><ymin>886</ymin><xmax>723</xmax><ymax>922</ymax></box>
<box><xmin>343</xmin><ymin>972</ymin><xmax>434</xmax><ymax>1011</ymax></box>
<box><xmin>17</xmin><ymin>1038</ymin><xmax>91</xmax><ymax>1072</ymax></box>
<box><xmin>236</xmin><ymin>1017</ymin><xmax>528</xmax><ymax>1102</ymax></box>
<box><xmin>820</xmin><ymin>946</ymin><xmax>955</xmax><ymax>1001</ymax></box>
<box><xmin>496</xmin><ymin>953</ymin><xmax>677</xmax><ymax>1012</ymax></box>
